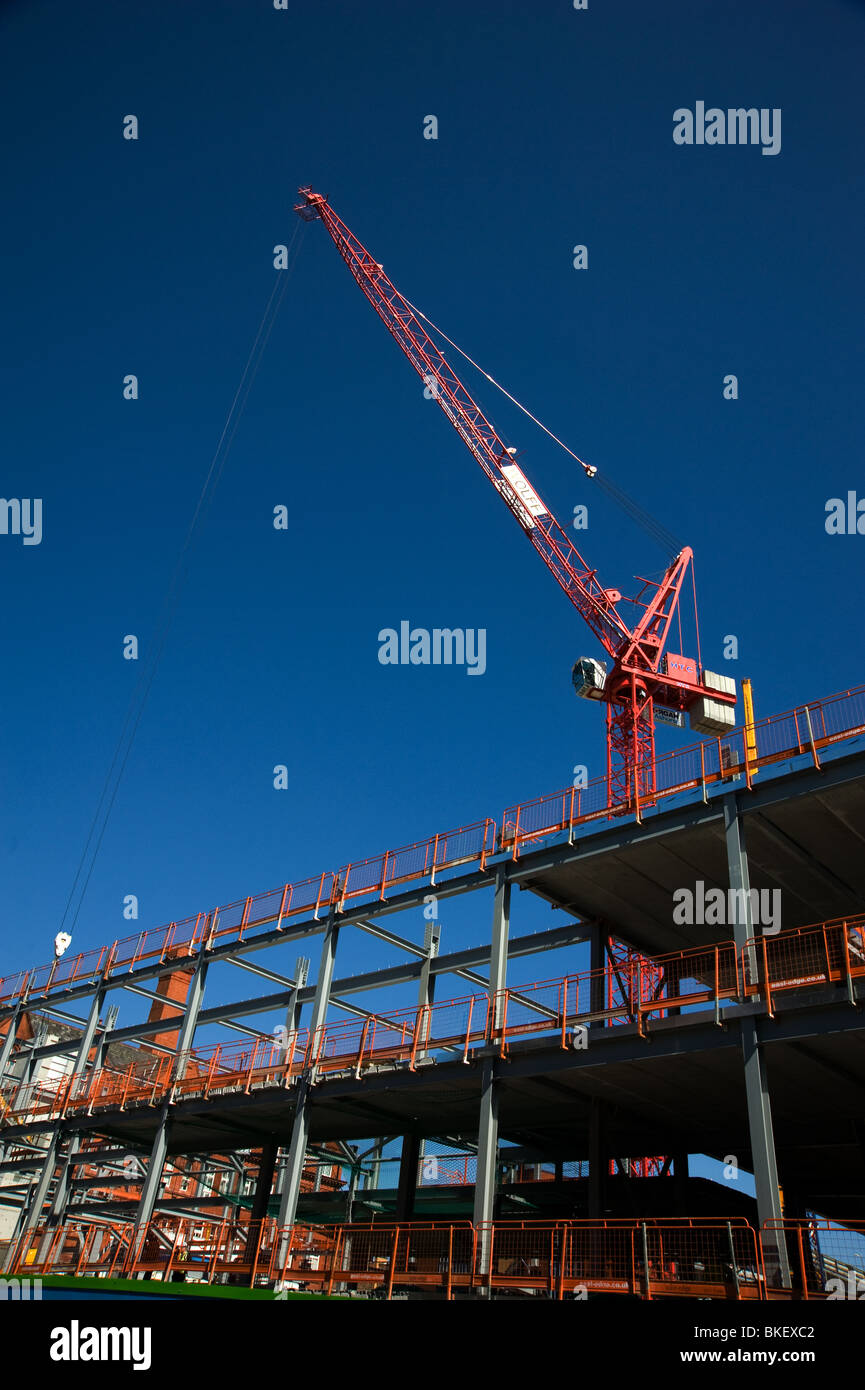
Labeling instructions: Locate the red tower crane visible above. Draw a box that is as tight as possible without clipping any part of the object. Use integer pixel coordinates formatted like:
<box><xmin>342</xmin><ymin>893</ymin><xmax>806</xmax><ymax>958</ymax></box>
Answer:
<box><xmin>298</xmin><ymin>188</ymin><xmax>738</xmax><ymax>1181</ymax></box>
<box><xmin>295</xmin><ymin>187</ymin><xmax>736</xmax><ymax>812</ymax></box>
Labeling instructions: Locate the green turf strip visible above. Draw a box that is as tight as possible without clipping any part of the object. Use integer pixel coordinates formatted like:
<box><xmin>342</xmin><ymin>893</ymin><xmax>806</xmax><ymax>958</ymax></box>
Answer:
<box><xmin>35</xmin><ymin>1273</ymin><xmax>346</xmax><ymax>1301</ymax></box>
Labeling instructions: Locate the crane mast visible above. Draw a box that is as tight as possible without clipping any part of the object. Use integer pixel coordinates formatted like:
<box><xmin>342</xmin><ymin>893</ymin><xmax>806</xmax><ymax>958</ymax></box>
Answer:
<box><xmin>296</xmin><ymin>187</ymin><xmax>736</xmax><ymax>810</ymax></box>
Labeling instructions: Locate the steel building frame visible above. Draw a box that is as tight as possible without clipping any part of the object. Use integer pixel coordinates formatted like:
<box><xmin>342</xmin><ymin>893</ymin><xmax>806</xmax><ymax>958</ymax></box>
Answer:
<box><xmin>1</xmin><ymin>689</ymin><xmax>865</xmax><ymax>1291</ymax></box>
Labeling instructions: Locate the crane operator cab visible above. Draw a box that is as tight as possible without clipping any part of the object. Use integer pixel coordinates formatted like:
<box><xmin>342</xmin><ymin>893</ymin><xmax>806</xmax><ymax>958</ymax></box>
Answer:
<box><xmin>573</xmin><ymin>657</ymin><xmax>608</xmax><ymax>701</ymax></box>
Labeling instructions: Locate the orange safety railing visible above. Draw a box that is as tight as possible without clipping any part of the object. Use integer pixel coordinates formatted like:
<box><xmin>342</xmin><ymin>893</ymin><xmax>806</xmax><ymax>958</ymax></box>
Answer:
<box><xmin>6</xmin><ymin>1214</ymin><xmax>780</xmax><ymax>1300</ymax></box>
<box><xmin>1</xmin><ymin>685</ymin><xmax>862</xmax><ymax>1012</ymax></box>
<box><xmin>761</xmin><ymin>1218</ymin><xmax>865</xmax><ymax>1300</ymax></box>
<box><xmin>742</xmin><ymin>916</ymin><xmax>865</xmax><ymax>1016</ymax></box>
<box><xmin>502</xmin><ymin>684</ymin><xmax>865</xmax><ymax>853</ymax></box>
<box><xmin>2</xmin><ymin>915</ymin><xmax>864</xmax><ymax>1129</ymax></box>
<box><xmin>0</xmin><ymin>821</ymin><xmax>495</xmax><ymax>1009</ymax></box>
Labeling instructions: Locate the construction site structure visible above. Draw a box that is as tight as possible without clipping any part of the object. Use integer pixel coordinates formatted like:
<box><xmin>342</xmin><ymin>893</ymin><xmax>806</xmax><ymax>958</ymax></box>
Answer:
<box><xmin>0</xmin><ymin>683</ymin><xmax>864</xmax><ymax>1297</ymax></box>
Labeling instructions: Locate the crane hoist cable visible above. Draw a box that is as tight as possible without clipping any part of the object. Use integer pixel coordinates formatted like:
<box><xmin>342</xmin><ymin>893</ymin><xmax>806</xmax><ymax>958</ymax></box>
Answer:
<box><xmin>401</xmin><ymin>293</ymin><xmax>684</xmax><ymax>559</ymax></box>
<box><xmin>55</xmin><ymin>220</ymin><xmax>307</xmax><ymax>950</ymax></box>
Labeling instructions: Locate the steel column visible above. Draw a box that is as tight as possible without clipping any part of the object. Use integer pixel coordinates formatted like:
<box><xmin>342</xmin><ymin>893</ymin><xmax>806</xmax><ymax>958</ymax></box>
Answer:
<box><xmin>249</xmin><ymin>1142</ymin><xmax>278</xmax><ymax>1227</ymax></box>
<box><xmin>395</xmin><ymin>1133</ymin><xmax>420</xmax><ymax>1223</ymax></box>
<box><xmin>725</xmin><ymin>794</ymin><xmax>790</xmax><ymax>1287</ymax></box>
<box><xmin>132</xmin><ymin>1100</ymin><xmax>172</xmax><ymax>1253</ymax></box>
<box><xmin>132</xmin><ymin>950</ymin><xmax>208</xmax><ymax>1251</ymax></box>
<box><xmin>11</xmin><ymin>988</ymin><xmax>106</xmax><ymax>1262</ymax></box>
<box><xmin>0</xmin><ymin>1002</ymin><xmax>22</xmax><ymax>1083</ymax></box>
<box><xmin>741</xmin><ymin>1015</ymin><xmax>790</xmax><ymax>1287</ymax></box>
<box><xmin>277</xmin><ymin>913</ymin><xmax>340</xmax><ymax>1239</ymax></box>
<box><xmin>588</xmin><ymin>1097</ymin><xmax>607</xmax><ymax>1219</ymax></box>
<box><xmin>0</xmin><ymin>1002</ymin><xmax>24</xmax><ymax>1173</ymax></box>
<box><xmin>724</xmin><ymin>794</ymin><xmax>757</xmax><ymax>959</ymax></box>
<box><xmin>172</xmin><ymin>953</ymin><xmax>209</xmax><ymax>1083</ymax></box>
<box><xmin>472</xmin><ymin>871</ymin><xmax>510</xmax><ymax>1283</ymax></box>
<box><xmin>415</xmin><ymin>922</ymin><xmax>440</xmax><ymax>1063</ymax></box>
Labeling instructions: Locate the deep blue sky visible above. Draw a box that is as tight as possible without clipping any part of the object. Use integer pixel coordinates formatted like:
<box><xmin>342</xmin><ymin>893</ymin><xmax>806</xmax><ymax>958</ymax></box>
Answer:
<box><xmin>1</xmin><ymin>0</ymin><xmax>863</xmax><ymax>1031</ymax></box>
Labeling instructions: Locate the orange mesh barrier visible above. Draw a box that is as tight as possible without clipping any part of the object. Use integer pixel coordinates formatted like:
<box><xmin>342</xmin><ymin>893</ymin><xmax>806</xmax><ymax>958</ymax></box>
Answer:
<box><xmin>762</xmin><ymin>1218</ymin><xmax>865</xmax><ymax>1300</ymax></box>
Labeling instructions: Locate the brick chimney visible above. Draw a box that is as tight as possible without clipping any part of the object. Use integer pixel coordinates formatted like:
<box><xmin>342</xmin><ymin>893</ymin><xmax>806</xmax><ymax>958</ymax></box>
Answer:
<box><xmin>145</xmin><ymin>950</ymin><xmax>195</xmax><ymax>1053</ymax></box>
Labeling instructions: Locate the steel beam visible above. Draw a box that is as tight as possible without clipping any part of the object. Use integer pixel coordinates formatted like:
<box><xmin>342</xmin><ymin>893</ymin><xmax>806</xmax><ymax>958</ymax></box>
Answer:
<box><xmin>17</xmin><ymin>920</ymin><xmax>587</xmax><ymax>1063</ymax></box>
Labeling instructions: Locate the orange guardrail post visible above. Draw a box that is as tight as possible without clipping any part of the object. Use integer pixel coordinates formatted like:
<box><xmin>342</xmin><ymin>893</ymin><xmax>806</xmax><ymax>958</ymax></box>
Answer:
<box><xmin>75</xmin><ymin>1225</ymin><xmax>98</xmax><ymax>1277</ymax></box>
<box><xmin>107</xmin><ymin>1227</ymin><xmax>129</xmax><ymax>1279</ymax></box>
<box><xmin>386</xmin><ymin>1226</ymin><xmax>400</xmax><ymax>1301</ymax></box>
<box><xmin>462</xmin><ymin>996</ymin><xmax>475</xmax><ymax>1063</ymax></box>
<box><xmin>378</xmin><ymin>851</ymin><xmax>390</xmax><ymax>900</ymax></box>
<box><xmin>202</xmin><ymin>1046</ymin><xmax>221</xmax><ymax>1099</ymax></box>
<box><xmin>840</xmin><ymin>920</ymin><xmax>856</xmax><ymax>1005</ymax></box>
<box><xmin>119</xmin><ymin>1062</ymin><xmax>135</xmax><ymax>1112</ymax></box>
<box><xmin>246</xmin><ymin>1220</ymin><xmax>266</xmax><ymax>1288</ymax></box>
<box><xmin>794</xmin><ymin>1224</ymin><xmax>808</xmax><ymax>1300</ymax></box>
<box><xmin>43</xmin><ymin>1222</ymin><xmax>67</xmax><ymax>1275</ymax></box>
<box><xmin>760</xmin><ymin>936</ymin><xmax>774</xmax><ymax>1018</ymax></box>
<box><xmin>354</xmin><ymin>1020</ymin><xmax>371</xmax><ymax>1079</ymax></box>
<box><xmin>556</xmin><ymin>1224</ymin><xmax>567</xmax><ymax>1300</ymax></box>
<box><xmin>325</xmin><ymin>1225</ymin><xmax>344</xmax><ymax>1296</ymax></box>
<box><xmin>497</xmin><ymin>992</ymin><xmax>509</xmax><ymax>1058</ymax></box>
<box><xmin>276</xmin><ymin>882</ymin><xmax>291</xmax><ymax>929</ymax></box>
<box><xmin>802</xmin><ymin>705</ymin><xmax>822</xmax><ymax>770</ymax></box>
<box><xmin>243</xmin><ymin>1040</ymin><xmax>260</xmax><ymax>1095</ymax></box>
<box><xmin>482</xmin><ymin>819</ymin><xmax>493</xmax><ymax>871</ymax></box>
<box><xmin>238</xmin><ymin>896</ymin><xmax>253</xmax><ymax>941</ymax></box>
<box><xmin>283</xmin><ymin>1030</ymin><xmax>299</xmax><ymax>1085</ymax></box>
<box><xmin>164</xmin><ymin>1222</ymin><xmax>184</xmax><ymax>1281</ymax></box>
<box><xmin>560</xmin><ymin>978</ymin><xmax>568</xmax><ymax>1049</ymax></box>
<box><xmin>636</xmin><ymin>957</ymin><xmax>646</xmax><ymax>1038</ymax></box>
<box><xmin>408</xmin><ymin>1006</ymin><xmax>427</xmax><ymax>1071</ymax></box>
<box><xmin>206</xmin><ymin>1221</ymin><xmax>227</xmax><ymax>1282</ymax></box>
